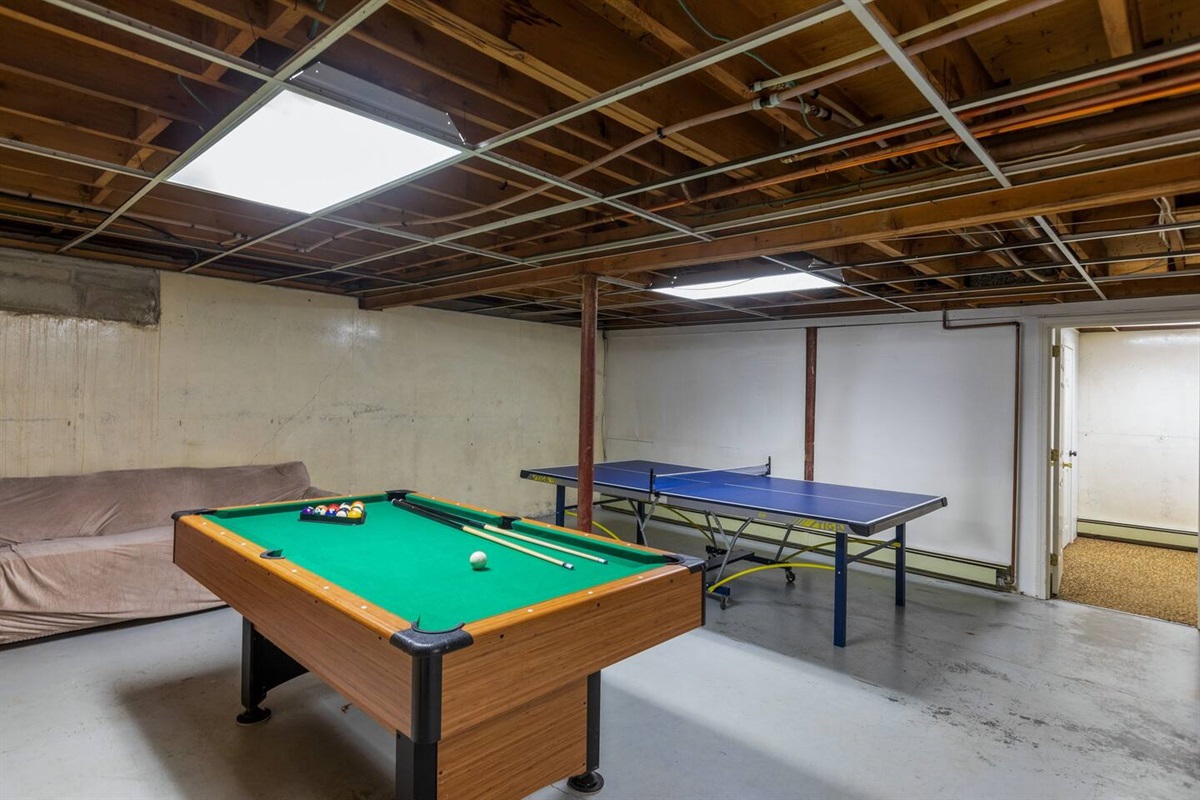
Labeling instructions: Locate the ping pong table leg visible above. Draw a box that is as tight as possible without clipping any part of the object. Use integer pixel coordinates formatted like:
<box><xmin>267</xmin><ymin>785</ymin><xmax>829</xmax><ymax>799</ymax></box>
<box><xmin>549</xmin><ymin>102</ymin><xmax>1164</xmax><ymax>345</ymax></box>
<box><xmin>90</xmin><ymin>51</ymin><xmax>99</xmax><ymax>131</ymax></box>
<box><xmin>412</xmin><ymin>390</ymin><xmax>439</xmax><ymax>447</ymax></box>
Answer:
<box><xmin>895</xmin><ymin>523</ymin><xmax>906</xmax><ymax>607</ymax></box>
<box><xmin>834</xmin><ymin>533</ymin><xmax>848</xmax><ymax>647</ymax></box>
<box><xmin>635</xmin><ymin>501</ymin><xmax>647</xmax><ymax>545</ymax></box>
<box><xmin>555</xmin><ymin>486</ymin><xmax>566</xmax><ymax>527</ymax></box>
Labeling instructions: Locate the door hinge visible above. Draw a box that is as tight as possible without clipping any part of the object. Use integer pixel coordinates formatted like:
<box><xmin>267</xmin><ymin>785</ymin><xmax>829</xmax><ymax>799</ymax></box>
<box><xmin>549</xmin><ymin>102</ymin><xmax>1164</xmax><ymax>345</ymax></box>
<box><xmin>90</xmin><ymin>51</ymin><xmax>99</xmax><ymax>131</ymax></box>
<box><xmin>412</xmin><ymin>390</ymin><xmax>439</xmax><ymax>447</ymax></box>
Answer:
<box><xmin>1050</xmin><ymin>553</ymin><xmax>1059</xmax><ymax>567</ymax></box>
<box><xmin>1052</xmin><ymin>344</ymin><xmax>1061</xmax><ymax>357</ymax></box>
<box><xmin>1050</xmin><ymin>448</ymin><xmax>1059</xmax><ymax>464</ymax></box>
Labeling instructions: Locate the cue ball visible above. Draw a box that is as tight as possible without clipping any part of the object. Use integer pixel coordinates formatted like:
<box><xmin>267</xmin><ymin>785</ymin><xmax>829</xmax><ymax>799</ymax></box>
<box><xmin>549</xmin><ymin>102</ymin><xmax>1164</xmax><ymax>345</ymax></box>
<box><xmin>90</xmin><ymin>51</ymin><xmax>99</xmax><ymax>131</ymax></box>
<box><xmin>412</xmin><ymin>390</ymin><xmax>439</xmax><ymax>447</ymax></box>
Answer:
<box><xmin>469</xmin><ymin>551</ymin><xmax>487</xmax><ymax>570</ymax></box>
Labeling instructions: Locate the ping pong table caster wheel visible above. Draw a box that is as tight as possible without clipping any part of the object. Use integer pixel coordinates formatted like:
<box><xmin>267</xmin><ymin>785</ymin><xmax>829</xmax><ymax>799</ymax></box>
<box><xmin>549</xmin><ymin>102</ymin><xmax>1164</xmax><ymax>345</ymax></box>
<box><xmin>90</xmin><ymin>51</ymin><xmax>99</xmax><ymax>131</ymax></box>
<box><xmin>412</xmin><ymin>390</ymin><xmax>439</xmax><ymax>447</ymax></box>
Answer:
<box><xmin>785</xmin><ymin>568</ymin><xmax>796</xmax><ymax>584</ymax></box>
<box><xmin>720</xmin><ymin>595</ymin><xmax>730</xmax><ymax>610</ymax></box>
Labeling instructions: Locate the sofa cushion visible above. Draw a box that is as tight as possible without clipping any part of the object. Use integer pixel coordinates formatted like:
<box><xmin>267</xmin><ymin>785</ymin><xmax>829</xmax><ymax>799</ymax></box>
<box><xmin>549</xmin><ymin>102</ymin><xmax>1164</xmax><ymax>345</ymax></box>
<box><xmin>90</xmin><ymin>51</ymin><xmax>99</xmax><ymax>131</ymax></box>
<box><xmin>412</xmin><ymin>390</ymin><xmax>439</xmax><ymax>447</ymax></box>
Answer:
<box><xmin>0</xmin><ymin>526</ymin><xmax>222</xmax><ymax>644</ymax></box>
<box><xmin>0</xmin><ymin>462</ymin><xmax>315</xmax><ymax>546</ymax></box>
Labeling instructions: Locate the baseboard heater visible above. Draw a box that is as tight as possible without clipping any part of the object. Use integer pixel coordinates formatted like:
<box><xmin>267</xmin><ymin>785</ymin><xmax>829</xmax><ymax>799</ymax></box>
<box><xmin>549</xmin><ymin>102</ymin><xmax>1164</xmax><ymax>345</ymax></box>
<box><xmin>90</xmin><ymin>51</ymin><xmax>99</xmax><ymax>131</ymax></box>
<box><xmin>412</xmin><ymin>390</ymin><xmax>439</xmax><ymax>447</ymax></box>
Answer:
<box><xmin>595</xmin><ymin>499</ymin><xmax>1011</xmax><ymax>589</ymax></box>
<box><xmin>1077</xmin><ymin>519</ymin><xmax>1198</xmax><ymax>551</ymax></box>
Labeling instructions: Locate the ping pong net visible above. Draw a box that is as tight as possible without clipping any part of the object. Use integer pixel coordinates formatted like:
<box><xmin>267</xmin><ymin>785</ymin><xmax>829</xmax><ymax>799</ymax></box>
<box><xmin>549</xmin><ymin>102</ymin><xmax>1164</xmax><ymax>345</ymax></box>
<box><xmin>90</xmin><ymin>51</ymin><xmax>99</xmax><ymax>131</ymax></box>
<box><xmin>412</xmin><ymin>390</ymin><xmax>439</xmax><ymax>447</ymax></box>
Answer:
<box><xmin>647</xmin><ymin>458</ymin><xmax>772</xmax><ymax>496</ymax></box>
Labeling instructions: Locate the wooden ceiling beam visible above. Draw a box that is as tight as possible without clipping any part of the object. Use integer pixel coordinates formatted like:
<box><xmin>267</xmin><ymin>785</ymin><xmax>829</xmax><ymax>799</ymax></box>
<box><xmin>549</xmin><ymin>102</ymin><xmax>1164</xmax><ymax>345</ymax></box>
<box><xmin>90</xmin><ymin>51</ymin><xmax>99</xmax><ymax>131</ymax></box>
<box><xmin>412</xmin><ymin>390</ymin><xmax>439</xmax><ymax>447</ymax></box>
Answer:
<box><xmin>870</xmin><ymin>0</ymin><xmax>995</xmax><ymax>100</ymax></box>
<box><xmin>175</xmin><ymin>0</ymin><xmax>700</xmax><ymax>201</ymax></box>
<box><xmin>0</xmin><ymin>71</ymin><xmax>154</xmax><ymax>147</ymax></box>
<box><xmin>862</xmin><ymin>238</ymin><xmax>960</xmax><ymax>289</ymax></box>
<box><xmin>582</xmin><ymin>0</ymin><xmax>814</xmax><ymax>142</ymax></box>
<box><xmin>387</xmin><ymin>0</ymin><xmax>791</xmax><ymax>197</ymax></box>
<box><xmin>88</xmin><ymin>5</ymin><xmax>307</xmax><ymax>207</ymax></box>
<box><xmin>0</xmin><ymin>2</ymin><xmax>240</xmax><ymax>94</ymax></box>
<box><xmin>361</xmin><ymin>151</ymin><xmax>1200</xmax><ymax>308</ymax></box>
<box><xmin>0</xmin><ymin>31</ymin><xmax>236</xmax><ymax>124</ymax></box>
<box><xmin>1097</xmin><ymin>0</ymin><xmax>1141</xmax><ymax>58</ymax></box>
<box><xmin>268</xmin><ymin>4</ymin><xmax>698</xmax><ymax>188</ymax></box>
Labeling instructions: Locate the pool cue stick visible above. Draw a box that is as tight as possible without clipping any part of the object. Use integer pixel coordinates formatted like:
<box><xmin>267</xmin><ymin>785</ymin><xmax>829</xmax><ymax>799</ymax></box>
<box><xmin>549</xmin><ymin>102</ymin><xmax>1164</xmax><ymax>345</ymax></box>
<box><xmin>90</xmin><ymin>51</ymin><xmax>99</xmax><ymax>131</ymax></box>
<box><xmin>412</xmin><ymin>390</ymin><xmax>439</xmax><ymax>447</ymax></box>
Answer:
<box><xmin>395</xmin><ymin>499</ymin><xmax>574</xmax><ymax>570</ymax></box>
<box><xmin>394</xmin><ymin>495</ymin><xmax>605</xmax><ymax>564</ymax></box>
<box><xmin>480</xmin><ymin>523</ymin><xmax>607</xmax><ymax>564</ymax></box>
<box><xmin>461</xmin><ymin>524</ymin><xmax>574</xmax><ymax>570</ymax></box>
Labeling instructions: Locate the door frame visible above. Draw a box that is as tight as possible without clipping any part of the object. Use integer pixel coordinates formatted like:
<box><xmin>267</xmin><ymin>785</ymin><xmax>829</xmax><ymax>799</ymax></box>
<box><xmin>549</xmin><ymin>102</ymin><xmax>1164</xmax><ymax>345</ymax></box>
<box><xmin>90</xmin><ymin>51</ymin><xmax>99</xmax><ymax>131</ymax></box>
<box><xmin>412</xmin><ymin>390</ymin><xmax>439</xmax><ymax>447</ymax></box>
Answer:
<box><xmin>1048</xmin><ymin>327</ymin><xmax>1079</xmax><ymax>597</ymax></box>
<box><xmin>1036</xmin><ymin>311</ymin><xmax>1199</xmax><ymax>605</ymax></box>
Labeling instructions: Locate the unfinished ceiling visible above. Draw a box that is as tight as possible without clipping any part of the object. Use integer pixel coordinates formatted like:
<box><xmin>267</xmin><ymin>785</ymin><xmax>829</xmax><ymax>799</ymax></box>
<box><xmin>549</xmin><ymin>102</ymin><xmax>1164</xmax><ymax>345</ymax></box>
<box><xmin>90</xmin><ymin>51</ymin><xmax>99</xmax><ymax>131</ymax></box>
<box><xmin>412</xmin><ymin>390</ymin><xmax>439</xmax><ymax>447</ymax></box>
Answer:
<box><xmin>1</xmin><ymin>0</ymin><xmax>1198</xmax><ymax>328</ymax></box>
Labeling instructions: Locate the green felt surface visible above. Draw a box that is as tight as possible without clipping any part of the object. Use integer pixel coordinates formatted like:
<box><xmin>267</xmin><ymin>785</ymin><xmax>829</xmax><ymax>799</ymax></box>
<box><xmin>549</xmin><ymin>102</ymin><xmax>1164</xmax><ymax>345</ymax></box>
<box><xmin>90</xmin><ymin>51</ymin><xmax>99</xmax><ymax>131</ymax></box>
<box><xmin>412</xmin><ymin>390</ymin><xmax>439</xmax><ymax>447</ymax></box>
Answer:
<box><xmin>204</xmin><ymin>494</ymin><xmax>664</xmax><ymax>631</ymax></box>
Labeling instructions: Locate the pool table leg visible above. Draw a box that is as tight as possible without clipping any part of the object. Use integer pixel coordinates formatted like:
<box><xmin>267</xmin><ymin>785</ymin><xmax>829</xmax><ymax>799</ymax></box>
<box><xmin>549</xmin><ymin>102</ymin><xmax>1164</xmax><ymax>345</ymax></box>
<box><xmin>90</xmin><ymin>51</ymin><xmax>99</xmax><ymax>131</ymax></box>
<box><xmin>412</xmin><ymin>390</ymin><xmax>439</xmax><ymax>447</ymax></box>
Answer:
<box><xmin>395</xmin><ymin>735</ymin><xmax>438</xmax><ymax>800</ymax></box>
<box><xmin>236</xmin><ymin>619</ymin><xmax>308</xmax><ymax>725</ymax></box>
<box><xmin>566</xmin><ymin>672</ymin><xmax>605</xmax><ymax>794</ymax></box>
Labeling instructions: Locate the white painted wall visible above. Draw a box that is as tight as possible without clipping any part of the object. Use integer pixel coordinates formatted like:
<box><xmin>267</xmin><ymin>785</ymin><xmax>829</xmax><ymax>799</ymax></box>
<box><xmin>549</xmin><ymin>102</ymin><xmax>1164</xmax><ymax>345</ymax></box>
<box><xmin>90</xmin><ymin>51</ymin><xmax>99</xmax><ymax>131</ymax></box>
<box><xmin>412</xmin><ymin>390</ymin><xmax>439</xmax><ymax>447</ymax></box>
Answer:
<box><xmin>604</xmin><ymin>328</ymin><xmax>807</xmax><ymax>472</ymax></box>
<box><xmin>1076</xmin><ymin>329</ymin><xmax>1200</xmax><ymax>533</ymax></box>
<box><xmin>1</xmin><ymin>267</ymin><xmax>595</xmax><ymax>517</ymax></box>
<box><xmin>606</xmin><ymin>322</ymin><xmax>1015</xmax><ymax>563</ymax></box>
<box><xmin>815</xmin><ymin>323</ymin><xmax>1015</xmax><ymax>562</ymax></box>
<box><xmin>604</xmin><ymin>293</ymin><xmax>1200</xmax><ymax>598</ymax></box>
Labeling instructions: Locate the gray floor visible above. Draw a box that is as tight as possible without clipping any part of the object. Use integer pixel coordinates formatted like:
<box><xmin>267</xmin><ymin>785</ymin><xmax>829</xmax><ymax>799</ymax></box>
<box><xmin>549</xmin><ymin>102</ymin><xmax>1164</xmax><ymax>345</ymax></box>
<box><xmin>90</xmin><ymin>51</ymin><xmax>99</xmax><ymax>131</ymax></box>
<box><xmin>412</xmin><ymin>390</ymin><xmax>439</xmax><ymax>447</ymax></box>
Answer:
<box><xmin>1</xmin><ymin>516</ymin><xmax>1197</xmax><ymax>800</ymax></box>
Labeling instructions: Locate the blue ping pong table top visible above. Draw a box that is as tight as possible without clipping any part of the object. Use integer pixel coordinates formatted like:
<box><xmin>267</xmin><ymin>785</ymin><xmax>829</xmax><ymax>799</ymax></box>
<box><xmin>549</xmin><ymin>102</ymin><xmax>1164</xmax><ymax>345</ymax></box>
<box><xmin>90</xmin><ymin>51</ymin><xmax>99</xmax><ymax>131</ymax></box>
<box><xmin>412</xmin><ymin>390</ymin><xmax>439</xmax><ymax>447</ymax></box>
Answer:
<box><xmin>521</xmin><ymin>460</ymin><xmax>946</xmax><ymax>534</ymax></box>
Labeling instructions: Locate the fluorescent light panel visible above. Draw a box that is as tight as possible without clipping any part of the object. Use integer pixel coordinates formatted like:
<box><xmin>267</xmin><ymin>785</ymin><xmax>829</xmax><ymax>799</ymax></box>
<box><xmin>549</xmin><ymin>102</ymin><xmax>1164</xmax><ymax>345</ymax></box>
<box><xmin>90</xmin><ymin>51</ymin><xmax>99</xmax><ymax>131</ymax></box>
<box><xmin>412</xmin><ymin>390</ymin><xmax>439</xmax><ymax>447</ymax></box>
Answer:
<box><xmin>169</xmin><ymin>90</ymin><xmax>459</xmax><ymax>214</ymax></box>
<box><xmin>654</xmin><ymin>270</ymin><xmax>839</xmax><ymax>300</ymax></box>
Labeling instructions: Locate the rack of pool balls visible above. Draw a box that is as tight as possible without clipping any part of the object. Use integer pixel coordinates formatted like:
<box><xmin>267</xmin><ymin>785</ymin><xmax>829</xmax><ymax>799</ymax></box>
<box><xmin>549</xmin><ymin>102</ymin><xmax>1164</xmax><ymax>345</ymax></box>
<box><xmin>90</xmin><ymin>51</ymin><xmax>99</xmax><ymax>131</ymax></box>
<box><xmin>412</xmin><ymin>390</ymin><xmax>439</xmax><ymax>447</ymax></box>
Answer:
<box><xmin>299</xmin><ymin>500</ymin><xmax>366</xmax><ymax>524</ymax></box>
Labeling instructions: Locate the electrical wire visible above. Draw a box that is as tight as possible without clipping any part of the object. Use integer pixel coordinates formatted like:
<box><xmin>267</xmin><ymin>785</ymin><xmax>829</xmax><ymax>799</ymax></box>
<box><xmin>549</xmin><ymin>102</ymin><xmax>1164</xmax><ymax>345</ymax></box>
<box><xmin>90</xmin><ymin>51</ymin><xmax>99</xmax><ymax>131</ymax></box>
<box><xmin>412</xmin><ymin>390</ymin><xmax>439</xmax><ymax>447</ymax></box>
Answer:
<box><xmin>676</xmin><ymin>0</ymin><xmax>787</xmax><ymax>83</ymax></box>
<box><xmin>676</xmin><ymin>1</ymin><xmax>890</xmax><ymax>178</ymax></box>
<box><xmin>307</xmin><ymin>0</ymin><xmax>327</xmax><ymax>40</ymax></box>
<box><xmin>175</xmin><ymin>75</ymin><xmax>213</xmax><ymax>127</ymax></box>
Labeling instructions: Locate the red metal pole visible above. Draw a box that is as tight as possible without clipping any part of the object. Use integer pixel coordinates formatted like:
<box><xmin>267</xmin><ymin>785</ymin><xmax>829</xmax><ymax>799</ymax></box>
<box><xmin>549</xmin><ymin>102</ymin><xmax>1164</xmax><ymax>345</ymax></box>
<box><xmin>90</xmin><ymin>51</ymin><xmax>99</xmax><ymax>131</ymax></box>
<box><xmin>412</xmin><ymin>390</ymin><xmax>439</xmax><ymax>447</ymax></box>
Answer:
<box><xmin>804</xmin><ymin>327</ymin><xmax>817</xmax><ymax>481</ymax></box>
<box><xmin>576</xmin><ymin>274</ymin><xmax>598</xmax><ymax>533</ymax></box>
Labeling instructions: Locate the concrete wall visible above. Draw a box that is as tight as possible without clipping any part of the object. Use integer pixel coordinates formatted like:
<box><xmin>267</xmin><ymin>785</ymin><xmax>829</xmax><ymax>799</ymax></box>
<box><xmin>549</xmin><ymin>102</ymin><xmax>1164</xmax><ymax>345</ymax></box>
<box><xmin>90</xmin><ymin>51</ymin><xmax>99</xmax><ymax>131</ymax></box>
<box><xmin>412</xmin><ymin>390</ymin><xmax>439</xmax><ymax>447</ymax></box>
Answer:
<box><xmin>1</xmin><ymin>253</ymin><xmax>595</xmax><ymax>517</ymax></box>
<box><xmin>0</xmin><ymin>248</ymin><xmax>159</xmax><ymax>325</ymax></box>
<box><xmin>604</xmin><ymin>295</ymin><xmax>1200</xmax><ymax>597</ymax></box>
<box><xmin>1076</xmin><ymin>329</ymin><xmax>1200</xmax><ymax>533</ymax></box>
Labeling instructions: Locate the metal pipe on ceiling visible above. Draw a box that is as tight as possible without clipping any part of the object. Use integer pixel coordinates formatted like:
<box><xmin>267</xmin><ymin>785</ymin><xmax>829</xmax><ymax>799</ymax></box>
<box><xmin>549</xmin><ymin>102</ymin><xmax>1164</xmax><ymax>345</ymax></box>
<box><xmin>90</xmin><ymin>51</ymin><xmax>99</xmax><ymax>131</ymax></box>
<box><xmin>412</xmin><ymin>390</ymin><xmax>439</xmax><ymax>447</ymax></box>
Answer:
<box><xmin>40</xmin><ymin>0</ymin><xmax>1197</xmax><ymax>270</ymax></box>
<box><xmin>416</xmin><ymin>71</ymin><xmax>1200</xmax><ymax>266</ymax></box>
<box><xmin>949</xmin><ymin>97</ymin><xmax>1200</xmax><ymax>165</ymax></box>
<box><xmin>18</xmin><ymin>0</ymin><xmax>1200</xmax><ymax>311</ymax></box>
<box><xmin>352</xmin><ymin>130</ymin><xmax>1199</xmax><ymax>297</ymax></box>
<box><xmin>605</xmin><ymin>37</ymin><xmax>1200</xmax><ymax>207</ymax></box>
<box><xmin>437</xmin><ymin>52</ymin><xmax>1200</xmax><ymax>266</ymax></box>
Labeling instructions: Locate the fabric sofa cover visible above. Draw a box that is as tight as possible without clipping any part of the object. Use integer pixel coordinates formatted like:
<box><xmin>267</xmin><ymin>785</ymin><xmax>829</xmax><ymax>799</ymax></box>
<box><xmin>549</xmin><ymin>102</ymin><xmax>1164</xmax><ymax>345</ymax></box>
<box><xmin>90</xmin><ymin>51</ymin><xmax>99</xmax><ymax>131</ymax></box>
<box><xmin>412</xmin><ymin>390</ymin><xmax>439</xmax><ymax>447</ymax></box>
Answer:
<box><xmin>0</xmin><ymin>462</ymin><xmax>334</xmax><ymax>645</ymax></box>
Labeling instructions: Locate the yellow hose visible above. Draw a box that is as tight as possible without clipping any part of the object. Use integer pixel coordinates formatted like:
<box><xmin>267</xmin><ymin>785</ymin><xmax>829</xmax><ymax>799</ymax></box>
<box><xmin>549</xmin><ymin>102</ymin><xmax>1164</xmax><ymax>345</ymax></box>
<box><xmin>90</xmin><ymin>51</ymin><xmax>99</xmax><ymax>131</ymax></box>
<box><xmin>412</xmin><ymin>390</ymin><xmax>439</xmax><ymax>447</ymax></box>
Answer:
<box><xmin>663</xmin><ymin>506</ymin><xmax>716</xmax><ymax>545</ymax></box>
<box><xmin>563</xmin><ymin>509</ymin><xmax>622</xmax><ymax>540</ymax></box>
<box><xmin>708</xmin><ymin>533</ymin><xmax>901</xmax><ymax>595</ymax></box>
<box><xmin>707</xmin><ymin>561</ymin><xmax>833</xmax><ymax>593</ymax></box>
<box><xmin>775</xmin><ymin>540</ymin><xmax>837</xmax><ymax>561</ymax></box>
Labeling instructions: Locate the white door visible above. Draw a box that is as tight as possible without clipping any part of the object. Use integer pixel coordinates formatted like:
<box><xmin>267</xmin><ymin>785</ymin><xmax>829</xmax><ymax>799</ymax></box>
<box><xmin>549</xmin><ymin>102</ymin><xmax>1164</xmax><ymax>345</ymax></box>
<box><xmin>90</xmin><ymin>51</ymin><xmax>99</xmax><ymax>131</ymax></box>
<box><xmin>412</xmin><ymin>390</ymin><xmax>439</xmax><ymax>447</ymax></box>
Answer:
<box><xmin>1051</xmin><ymin>328</ymin><xmax>1080</xmax><ymax>595</ymax></box>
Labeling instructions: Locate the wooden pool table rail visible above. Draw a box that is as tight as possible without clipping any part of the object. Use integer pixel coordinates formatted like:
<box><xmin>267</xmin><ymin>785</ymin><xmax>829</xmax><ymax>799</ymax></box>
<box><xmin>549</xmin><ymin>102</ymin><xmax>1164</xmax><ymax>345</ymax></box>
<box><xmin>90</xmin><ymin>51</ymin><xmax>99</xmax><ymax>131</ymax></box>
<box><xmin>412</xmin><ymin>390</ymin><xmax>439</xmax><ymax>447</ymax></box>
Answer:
<box><xmin>173</xmin><ymin>492</ymin><xmax>705</xmax><ymax>800</ymax></box>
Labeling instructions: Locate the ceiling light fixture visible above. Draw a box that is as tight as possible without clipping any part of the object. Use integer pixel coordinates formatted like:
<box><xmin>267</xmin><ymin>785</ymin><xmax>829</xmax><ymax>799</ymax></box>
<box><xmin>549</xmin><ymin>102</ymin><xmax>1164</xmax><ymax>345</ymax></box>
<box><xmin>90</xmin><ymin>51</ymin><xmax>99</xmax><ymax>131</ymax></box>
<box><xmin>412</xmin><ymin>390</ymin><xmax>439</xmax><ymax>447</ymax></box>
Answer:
<box><xmin>169</xmin><ymin>66</ymin><xmax>463</xmax><ymax>214</ymax></box>
<box><xmin>653</xmin><ymin>265</ymin><xmax>839</xmax><ymax>300</ymax></box>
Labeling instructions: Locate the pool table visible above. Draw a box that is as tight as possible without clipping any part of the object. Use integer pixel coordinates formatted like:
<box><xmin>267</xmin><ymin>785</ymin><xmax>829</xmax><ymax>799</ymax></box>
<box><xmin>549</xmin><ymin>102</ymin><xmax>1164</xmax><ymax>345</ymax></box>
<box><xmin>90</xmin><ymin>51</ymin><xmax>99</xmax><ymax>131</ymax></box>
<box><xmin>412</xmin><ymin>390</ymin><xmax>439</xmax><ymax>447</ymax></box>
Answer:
<box><xmin>173</xmin><ymin>490</ymin><xmax>704</xmax><ymax>800</ymax></box>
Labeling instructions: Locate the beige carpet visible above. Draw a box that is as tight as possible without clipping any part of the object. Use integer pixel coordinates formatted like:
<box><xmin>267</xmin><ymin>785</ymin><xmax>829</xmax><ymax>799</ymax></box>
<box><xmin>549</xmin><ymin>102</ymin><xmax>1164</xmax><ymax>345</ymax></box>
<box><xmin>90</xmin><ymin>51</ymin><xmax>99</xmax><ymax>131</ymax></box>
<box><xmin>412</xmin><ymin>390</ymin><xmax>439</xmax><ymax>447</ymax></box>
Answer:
<box><xmin>1059</xmin><ymin>537</ymin><xmax>1198</xmax><ymax>626</ymax></box>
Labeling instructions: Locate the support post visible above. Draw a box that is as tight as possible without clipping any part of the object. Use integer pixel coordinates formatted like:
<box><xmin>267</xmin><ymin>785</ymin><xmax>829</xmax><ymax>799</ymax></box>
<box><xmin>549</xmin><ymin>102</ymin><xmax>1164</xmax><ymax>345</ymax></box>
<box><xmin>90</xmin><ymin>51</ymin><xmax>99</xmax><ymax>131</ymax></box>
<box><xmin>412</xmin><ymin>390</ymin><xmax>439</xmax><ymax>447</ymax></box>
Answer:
<box><xmin>577</xmin><ymin>274</ymin><xmax>598</xmax><ymax>534</ymax></box>
<box><xmin>804</xmin><ymin>327</ymin><xmax>817</xmax><ymax>481</ymax></box>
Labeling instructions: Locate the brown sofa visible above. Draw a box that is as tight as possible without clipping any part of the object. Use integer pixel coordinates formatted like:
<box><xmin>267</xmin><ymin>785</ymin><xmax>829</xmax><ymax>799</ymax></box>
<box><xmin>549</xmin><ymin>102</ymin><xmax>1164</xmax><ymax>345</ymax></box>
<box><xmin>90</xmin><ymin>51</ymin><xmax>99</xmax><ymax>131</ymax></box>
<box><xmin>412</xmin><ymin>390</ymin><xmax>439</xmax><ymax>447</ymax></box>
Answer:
<box><xmin>0</xmin><ymin>462</ymin><xmax>335</xmax><ymax>645</ymax></box>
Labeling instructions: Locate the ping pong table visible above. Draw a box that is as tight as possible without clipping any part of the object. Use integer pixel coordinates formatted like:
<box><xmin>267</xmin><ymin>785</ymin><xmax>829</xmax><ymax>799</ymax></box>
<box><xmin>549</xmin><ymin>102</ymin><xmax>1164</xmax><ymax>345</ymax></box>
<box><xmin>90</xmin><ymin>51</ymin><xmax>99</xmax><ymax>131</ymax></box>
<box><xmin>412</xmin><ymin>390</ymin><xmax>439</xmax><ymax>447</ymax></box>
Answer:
<box><xmin>520</xmin><ymin>460</ymin><xmax>946</xmax><ymax>647</ymax></box>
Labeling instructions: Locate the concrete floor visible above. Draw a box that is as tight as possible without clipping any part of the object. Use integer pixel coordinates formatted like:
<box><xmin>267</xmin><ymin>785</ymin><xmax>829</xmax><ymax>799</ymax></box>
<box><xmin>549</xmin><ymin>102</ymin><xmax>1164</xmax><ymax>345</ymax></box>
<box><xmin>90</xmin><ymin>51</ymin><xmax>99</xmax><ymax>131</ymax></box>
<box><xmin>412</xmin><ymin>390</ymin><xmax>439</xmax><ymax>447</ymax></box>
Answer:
<box><xmin>1</xmin><ymin>517</ymin><xmax>1197</xmax><ymax>800</ymax></box>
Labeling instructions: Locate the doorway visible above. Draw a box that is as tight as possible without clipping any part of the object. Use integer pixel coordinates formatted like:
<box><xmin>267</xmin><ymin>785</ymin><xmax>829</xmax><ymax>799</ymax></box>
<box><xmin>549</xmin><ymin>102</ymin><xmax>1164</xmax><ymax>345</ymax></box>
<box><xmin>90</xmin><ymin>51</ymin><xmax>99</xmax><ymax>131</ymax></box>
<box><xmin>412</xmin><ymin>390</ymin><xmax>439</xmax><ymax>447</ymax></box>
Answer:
<box><xmin>1049</xmin><ymin>324</ymin><xmax>1199</xmax><ymax>626</ymax></box>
